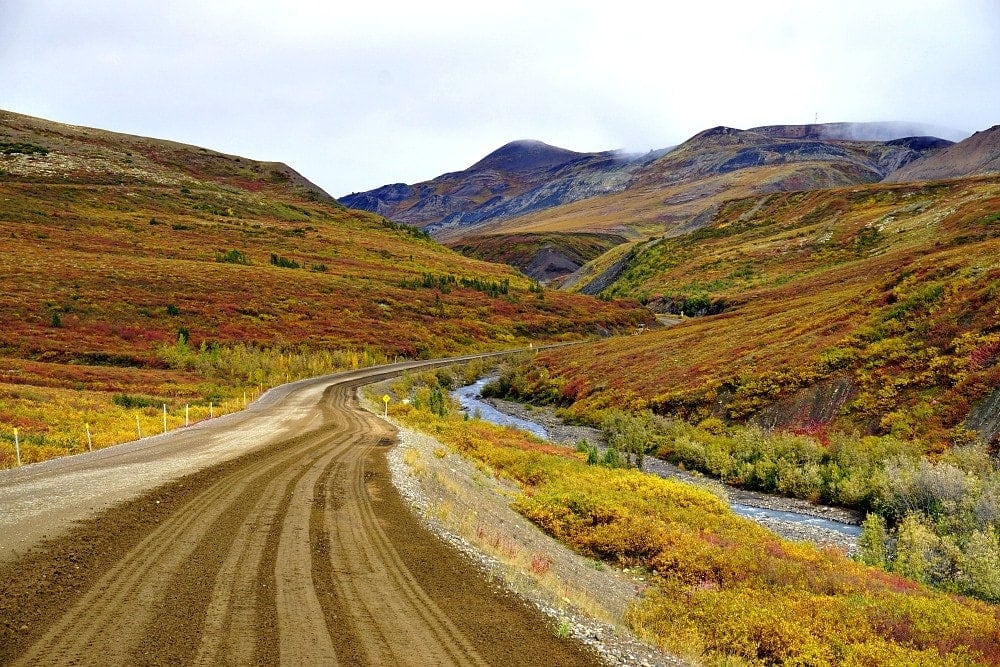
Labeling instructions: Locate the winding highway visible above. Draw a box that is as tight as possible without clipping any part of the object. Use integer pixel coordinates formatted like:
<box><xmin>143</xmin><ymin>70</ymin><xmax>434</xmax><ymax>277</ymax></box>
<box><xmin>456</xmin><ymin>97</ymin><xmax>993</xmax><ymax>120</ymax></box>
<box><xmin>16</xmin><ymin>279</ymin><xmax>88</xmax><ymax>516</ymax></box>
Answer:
<box><xmin>0</xmin><ymin>356</ymin><xmax>598</xmax><ymax>665</ymax></box>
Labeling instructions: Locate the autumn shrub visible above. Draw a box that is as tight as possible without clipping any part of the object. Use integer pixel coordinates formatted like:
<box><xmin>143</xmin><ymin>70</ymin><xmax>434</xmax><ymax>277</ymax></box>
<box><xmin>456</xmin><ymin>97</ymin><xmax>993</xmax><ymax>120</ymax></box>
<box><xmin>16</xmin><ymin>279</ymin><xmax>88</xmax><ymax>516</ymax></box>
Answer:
<box><xmin>111</xmin><ymin>393</ymin><xmax>159</xmax><ymax>409</ymax></box>
<box><xmin>390</xmin><ymin>372</ymin><xmax>1000</xmax><ymax>664</ymax></box>
<box><xmin>214</xmin><ymin>248</ymin><xmax>250</xmax><ymax>264</ymax></box>
<box><xmin>269</xmin><ymin>252</ymin><xmax>300</xmax><ymax>269</ymax></box>
<box><xmin>854</xmin><ymin>447</ymin><xmax>1000</xmax><ymax>602</ymax></box>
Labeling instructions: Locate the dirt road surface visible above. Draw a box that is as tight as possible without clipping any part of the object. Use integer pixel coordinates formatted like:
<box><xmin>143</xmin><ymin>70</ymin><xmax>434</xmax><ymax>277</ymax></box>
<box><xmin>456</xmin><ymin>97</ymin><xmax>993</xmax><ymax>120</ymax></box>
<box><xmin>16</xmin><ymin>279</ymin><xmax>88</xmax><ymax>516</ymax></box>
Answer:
<box><xmin>0</xmin><ymin>358</ymin><xmax>599</xmax><ymax>665</ymax></box>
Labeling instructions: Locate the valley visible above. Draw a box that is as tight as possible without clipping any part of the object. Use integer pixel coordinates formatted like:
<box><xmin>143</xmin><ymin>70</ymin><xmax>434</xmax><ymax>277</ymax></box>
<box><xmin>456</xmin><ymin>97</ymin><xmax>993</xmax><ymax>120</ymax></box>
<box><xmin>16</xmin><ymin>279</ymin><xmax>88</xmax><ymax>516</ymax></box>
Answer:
<box><xmin>3</xmin><ymin>107</ymin><xmax>999</xmax><ymax>666</ymax></box>
<box><xmin>346</xmin><ymin>117</ymin><xmax>1000</xmax><ymax>631</ymax></box>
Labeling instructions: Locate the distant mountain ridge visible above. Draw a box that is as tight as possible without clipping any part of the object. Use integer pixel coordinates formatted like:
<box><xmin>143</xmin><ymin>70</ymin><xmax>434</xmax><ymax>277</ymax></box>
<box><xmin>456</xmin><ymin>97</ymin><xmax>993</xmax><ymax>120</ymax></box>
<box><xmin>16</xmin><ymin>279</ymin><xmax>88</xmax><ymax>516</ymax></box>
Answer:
<box><xmin>749</xmin><ymin>121</ymin><xmax>968</xmax><ymax>142</ymax></box>
<box><xmin>884</xmin><ymin>125</ymin><xmax>1000</xmax><ymax>182</ymax></box>
<box><xmin>629</xmin><ymin>124</ymin><xmax>945</xmax><ymax>189</ymax></box>
<box><xmin>340</xmin><ymin>139</ymin><xmax>654</xmax><ymax>235</ymax></box>
<box><xmin>339</xmin><ymin>122</ymin><xmax>957</xmax><ymax>241</ymax></box>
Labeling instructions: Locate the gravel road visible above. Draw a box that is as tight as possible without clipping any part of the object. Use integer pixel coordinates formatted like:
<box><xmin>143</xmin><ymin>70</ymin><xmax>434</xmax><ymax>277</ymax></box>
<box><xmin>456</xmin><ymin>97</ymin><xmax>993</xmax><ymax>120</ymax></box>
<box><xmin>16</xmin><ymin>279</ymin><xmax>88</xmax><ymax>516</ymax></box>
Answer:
<box><xmin>0</xmin><ymin>357</ymin><xmax>599</xmax><ymax>665</ymax></box>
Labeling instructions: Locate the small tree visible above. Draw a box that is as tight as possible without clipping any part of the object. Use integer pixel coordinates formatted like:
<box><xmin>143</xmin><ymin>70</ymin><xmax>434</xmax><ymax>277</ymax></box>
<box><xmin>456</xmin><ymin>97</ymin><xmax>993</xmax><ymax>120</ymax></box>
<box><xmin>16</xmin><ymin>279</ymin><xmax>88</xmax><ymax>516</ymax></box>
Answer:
<box><xmin>575</xmin><ymin>439</ymin><xmax>600</xmax><ymax>465</ymax></box>
<box><xmin>429</xmin><ymin>386</ymin><xmax>448</xmax><ymax>417</ymax></box>
<box><xmin>960</xmin><ymin>527</ymin><xmax>1000</xmax><ymax>603</ymax></box>
<box><xmin>857</xmin><ymin>513</ymin><xmax>888</xmax><ymax>569</ymax></box>
<box><xmin>891</xmin><ymin>513</ymin><xmax>936</xmax><ymax>583</ymax></box>
<box><xmin>602</xmin><ymin>409</ymin><xmax>659</xmax><ymax>470</ymax></box>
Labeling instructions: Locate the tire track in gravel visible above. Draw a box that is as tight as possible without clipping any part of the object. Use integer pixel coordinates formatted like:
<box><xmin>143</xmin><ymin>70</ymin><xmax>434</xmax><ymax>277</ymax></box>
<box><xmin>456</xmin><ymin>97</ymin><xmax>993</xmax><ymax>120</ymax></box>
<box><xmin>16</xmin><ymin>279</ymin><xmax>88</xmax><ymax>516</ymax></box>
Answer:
<box><xmin>317</xmin><ymin>391</ymin><xmax>491</xmax><ymax>666</ymax></box>
<box><xmin>2</xmin><ymin>360</ymin><xmax>600</xmax><ymax>666</ymax></box>
<box><xmin>12</xmin><ymin>429</ymin><xmax>335</xmax><ymax>666</ymax></box>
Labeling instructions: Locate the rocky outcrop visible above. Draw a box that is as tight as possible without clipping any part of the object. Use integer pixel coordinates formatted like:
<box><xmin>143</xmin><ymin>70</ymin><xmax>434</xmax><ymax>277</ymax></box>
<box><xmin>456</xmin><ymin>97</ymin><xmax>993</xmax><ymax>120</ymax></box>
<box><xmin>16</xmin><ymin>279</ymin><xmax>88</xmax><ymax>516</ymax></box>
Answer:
<box><xmin>521</xmin><ymin>247</ymin><xmax>584</xmax><ymax>282</ymax></box>
<box><xmin>578</xmin><ymin>250</ymin><xmax>636</xmax><ymax>295</ymax></box>
<box><xmin>752</xmin><ymin>377</ymin><xmax>856</xmax><ymax>430</ymax></box>
<box><xmin>965</xmin><ymin>386</ymin><xmax>1000</xmax><ymax>445</ymax></box>
<box><xmin>449</xmin><ymin>232</ymin><xmax>627</xmax><ymax>283</ymax></box>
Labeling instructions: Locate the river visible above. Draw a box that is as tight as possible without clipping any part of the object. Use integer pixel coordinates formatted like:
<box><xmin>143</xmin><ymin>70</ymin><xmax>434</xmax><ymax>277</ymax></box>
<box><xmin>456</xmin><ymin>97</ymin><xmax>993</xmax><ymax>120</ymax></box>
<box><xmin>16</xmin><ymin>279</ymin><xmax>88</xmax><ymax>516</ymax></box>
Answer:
<box><xmin>452</xmin><ymin>378</ymin><xmax>861</xmax><ymax>542</ymax></box>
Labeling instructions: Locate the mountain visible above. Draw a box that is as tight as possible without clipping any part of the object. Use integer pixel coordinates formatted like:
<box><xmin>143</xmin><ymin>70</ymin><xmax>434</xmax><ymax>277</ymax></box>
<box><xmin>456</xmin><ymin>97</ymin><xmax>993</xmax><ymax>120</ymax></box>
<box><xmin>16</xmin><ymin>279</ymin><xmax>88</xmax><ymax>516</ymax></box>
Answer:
<box><xmin>466</xmin><ymin>140</ymin><xmax>588</xmax><ymax>172</ymax></box>
<box><xmin>383</xmin><ymin>124</ymin><xmax>947</xmax><ymax>281</ymax></box>
<box><xmin>628</xmin><ymin>124</ymin><xmax>946</xmax><ymax>189</ymax></box>
<box><xmin>0</xmin><ymin>109</ymin><xmax>650</xmax><ymax>467</ymax></box>
<box><xmin>883</xmin><ymin>125</ymin><xmax>1000</xmax><ymax>183</ymax></box>
<box><xmin>339</xmin><ymin>140</ymin><xmax>658</xmax><ymax>235</ymax></box>
<box><xmin>341</xmin><ymin>125</ymin><xmax>952</xmax><ymax>268</ymax></box>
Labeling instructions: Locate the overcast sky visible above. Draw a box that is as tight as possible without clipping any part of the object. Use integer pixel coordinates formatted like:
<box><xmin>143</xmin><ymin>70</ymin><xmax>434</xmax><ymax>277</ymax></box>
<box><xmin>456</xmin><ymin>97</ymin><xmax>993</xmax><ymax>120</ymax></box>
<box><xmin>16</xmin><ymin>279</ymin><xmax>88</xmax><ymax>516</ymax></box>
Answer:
<box><xmin>1</xmin><ymin>1</ymin><xmax>997</xmax><ymax>196</ymax></box>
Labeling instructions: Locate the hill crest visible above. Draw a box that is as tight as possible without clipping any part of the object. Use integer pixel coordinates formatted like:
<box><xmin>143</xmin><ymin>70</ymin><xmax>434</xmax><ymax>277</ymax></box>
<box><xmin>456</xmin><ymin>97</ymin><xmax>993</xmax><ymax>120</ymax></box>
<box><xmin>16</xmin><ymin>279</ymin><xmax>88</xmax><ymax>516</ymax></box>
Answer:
<box><xmin>467</xmin><ymin>140</ymin><xmax>592</xmax><ymax>173</ymax></box>
<box><xmin>0</xmin><ymin>109</ymin><xmax>333</xmax><ymax>201</ymax></box>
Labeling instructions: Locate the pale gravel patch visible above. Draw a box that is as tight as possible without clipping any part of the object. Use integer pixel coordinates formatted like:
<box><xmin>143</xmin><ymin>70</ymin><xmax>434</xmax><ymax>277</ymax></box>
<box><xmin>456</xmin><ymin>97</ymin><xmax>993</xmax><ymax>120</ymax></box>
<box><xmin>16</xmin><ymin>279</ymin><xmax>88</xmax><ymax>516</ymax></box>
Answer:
<box><xmin>360</xmin><ymin>387</ymin><xmax>685</xmax><ymax>667</ymax></box>
<box><xmin>2</xmin><ymin>151</ymin><xmax>182</xmax><ymax>185</ymax></box>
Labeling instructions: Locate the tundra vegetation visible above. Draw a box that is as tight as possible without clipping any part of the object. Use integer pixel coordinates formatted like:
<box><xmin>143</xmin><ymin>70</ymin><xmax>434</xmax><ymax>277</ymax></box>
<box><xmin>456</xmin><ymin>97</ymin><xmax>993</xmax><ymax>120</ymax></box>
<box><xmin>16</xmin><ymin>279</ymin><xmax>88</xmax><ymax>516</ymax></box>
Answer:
<box><xmin>388</xmin><ymin>368</ymin><xmax>1000</xmax><ymax>666</ymax></box>
<box><xmin>0</xmin><ymin>112</ymin><xmax>649</xmax><ymax>467</ymax></box>
<box><xmin>481</xmin><ymin>177</ymin><xmax>1000</xmax><ymax>602</ymax></box>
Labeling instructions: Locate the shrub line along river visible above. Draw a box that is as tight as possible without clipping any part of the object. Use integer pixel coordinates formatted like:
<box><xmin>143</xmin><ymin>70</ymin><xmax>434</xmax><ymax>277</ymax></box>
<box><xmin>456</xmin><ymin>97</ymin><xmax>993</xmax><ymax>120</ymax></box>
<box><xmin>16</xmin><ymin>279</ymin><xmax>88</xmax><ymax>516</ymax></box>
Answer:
<box><xmin>452</xmin><ymin>378</ymin><xmax>861</xmax><ymax>543</ymax></box>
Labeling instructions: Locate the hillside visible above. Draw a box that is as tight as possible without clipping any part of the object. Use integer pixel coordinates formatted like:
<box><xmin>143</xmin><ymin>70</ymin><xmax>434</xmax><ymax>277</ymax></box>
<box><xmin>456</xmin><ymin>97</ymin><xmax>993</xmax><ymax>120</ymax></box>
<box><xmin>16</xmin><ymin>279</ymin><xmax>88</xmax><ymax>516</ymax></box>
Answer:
<box><xmin>884</xmin><ymin>125</ymin><xmax>1000</xmax><ymax>183</ymax></box>
<box><xmin>490</xmin><ymin>175</ymin><xmax>1000</xmax><ymax>448</ymax></box>
<box><xmin>0</xmin><ymin>110</ymin><xmax>650</xmax><ymax>466</ymax></box>
<box><xmin>447</xmin><ymin>231</ymin><xmax>626</xmax><ymax>283</ymax></box>
<box><xmin>481</xmin><ymin>170</ymin><xmax>1000</xmax><ymax>608</ymax></box>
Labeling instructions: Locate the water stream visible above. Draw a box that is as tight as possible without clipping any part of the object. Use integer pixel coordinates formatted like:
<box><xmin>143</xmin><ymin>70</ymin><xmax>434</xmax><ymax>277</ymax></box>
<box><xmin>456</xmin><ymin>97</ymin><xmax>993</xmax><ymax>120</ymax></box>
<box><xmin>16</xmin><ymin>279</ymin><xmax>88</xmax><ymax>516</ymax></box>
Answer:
<box><xmin>452</xmin><ymin>378</ymin><xmax>860</xmax><ymax>538</ymax></box>
<box><xmin>452</xmin><ymin>378</ymin><xmax>549</xmax><ymax>439</ymax></box>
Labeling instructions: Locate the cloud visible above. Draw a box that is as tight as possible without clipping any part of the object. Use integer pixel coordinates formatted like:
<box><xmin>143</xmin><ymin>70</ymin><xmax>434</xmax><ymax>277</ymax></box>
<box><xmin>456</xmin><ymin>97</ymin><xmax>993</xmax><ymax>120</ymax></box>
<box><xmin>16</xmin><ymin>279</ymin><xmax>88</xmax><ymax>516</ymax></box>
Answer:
<box><xmin>0</xmin><ymin>0</ymin><xmax>997</xmax><ymax>194</ymax></box>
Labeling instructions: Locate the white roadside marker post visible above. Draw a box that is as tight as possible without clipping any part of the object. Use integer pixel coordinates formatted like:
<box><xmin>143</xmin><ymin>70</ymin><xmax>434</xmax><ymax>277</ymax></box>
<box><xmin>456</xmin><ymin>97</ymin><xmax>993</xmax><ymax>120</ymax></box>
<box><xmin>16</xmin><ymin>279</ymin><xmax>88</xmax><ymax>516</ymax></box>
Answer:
<box><xmin>13</xmin><ymin>428</ymin><xmax>20</xmax><ymax>466</ymax></box>
<box><xmin>136</xmin><ymin>415</ymin><xmax>142</xmax><ymax>439</ymax></box>
<box><xmin>162</xmin><ymin>404</ymin><xmax>167</xmax><ymax>433</ymax></box>
<box><xmin>85</xmin><ymin>423</ymin><xmax>92</xmax><ymax>452</ymax></box>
